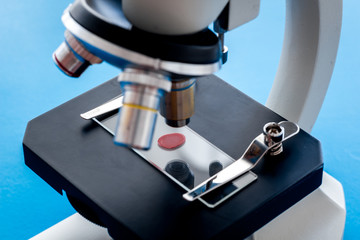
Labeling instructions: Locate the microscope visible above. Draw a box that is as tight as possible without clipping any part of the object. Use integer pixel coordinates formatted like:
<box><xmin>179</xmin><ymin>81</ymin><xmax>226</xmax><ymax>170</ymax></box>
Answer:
<box><xmin>24</xmin><ymin>0</ymin><xmax>345</xmax><ymax>239</ymax></box>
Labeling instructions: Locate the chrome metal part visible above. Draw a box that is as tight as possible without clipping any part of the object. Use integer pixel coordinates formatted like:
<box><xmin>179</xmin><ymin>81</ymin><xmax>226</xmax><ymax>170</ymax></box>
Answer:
<box><xmin>61</xmin><ymin>9</ymin><xmax>221</xmax><ymax>76</ymax></box>
<box><xmin>218</xmin><ymin>33</ymin><xmax>228</xmax><ymax>64</ymax></box>
<box><xmin>222</xmin><ymin>45</ymin><xmax>228</xmax><ymax>64</ymax></box>
<box><xmin>80</xmin><ymin>95</ymin><xmax>123</xmax><ymax>120</ymax></box>
<box><xmin>183</xmin><ymin>121</ymin><xmax>300</xmax><ymax>202</ymax></box>
<box><xmin>53</xmin><ymin>30</ymin><xmax>102</xmax><ymax>77</ymax></box>
<box><xmin>114</xmin><ymin>97</ymin><xmax>157</xmax><ymax>150</ymax></box>
<box><xmin>118</xmin><ymin>68</ymin><xmax>172</xmax><ymax>91</ymax></box>
<box><xmin>160</xmin><ymin>78</ymin><xmax>196</xmax><ymax>127</ymax></box>
<box><xmin>114</xmin><ymin>68</ymin><xmax>171</xmax><ymax>149</ymax></box>
<box><xmin>214</xmin><ymin>23</ymin><xmax>228</xmax><ymax>64</ymax></box>
<box><xmin>263</xmin><ymin>122</ymin><xmax>284</xmax><ymax>156</ymax></box>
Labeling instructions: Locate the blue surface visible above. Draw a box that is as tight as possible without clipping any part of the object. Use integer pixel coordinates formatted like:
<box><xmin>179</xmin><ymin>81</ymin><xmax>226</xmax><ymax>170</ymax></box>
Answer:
<box><xmin>0</xmin><ymin>1</ymin><xmax>359</xmax><ymax>239</ymax></box>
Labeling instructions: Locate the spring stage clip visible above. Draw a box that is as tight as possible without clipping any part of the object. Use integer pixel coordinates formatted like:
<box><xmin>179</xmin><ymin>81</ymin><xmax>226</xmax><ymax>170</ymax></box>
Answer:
<box><xmin>183</xmin><ymin>121</ymin><xmax>300</xmax><ymax>202</ymax></box>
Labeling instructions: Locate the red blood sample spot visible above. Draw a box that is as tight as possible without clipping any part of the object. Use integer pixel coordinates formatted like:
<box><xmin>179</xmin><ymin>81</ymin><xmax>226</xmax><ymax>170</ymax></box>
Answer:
<box><xmin>158</xmin><ymin>133</ymin><xmax>186</xmax><ymax>150</ymax></box>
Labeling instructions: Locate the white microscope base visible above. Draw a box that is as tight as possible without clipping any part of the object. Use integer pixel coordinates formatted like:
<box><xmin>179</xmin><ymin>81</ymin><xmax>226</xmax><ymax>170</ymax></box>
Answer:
<box><xmin>31</xmin><ymin>172</ymin><xmax>345</xmax><ymax>240</ymax></box>
<box><xmin>250</xmin><ymin>172</ymin><xmax>346</xmax><ymax>240</ymax></box>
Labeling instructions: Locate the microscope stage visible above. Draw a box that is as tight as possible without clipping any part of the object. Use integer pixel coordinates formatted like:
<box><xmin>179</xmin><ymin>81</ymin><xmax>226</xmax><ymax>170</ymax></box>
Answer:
<box><xmin>23</xmin><ymin>75</ymin><xmax>323</xmax><ymax>239</ymax></box>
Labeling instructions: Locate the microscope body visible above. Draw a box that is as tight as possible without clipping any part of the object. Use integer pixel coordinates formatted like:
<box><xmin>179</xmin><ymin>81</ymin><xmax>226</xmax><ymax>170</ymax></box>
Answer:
<box><xmin>25</xmin><ymin>0</ymin><xmax>346</xmax><ymax>239</ymax></box>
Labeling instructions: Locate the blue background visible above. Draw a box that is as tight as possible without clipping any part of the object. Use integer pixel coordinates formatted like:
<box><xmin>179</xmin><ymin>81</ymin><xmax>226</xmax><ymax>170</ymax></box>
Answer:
<box><xmin>0</xmin><ymin>1</ymin><xmax>359</xmax><ymax>239</ymax></box>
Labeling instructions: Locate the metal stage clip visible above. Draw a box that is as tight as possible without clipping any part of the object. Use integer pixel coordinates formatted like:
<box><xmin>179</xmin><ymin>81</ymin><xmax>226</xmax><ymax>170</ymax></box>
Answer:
<box><xmin>80</xmin><ymin>95</ymin><xmax>123</xmax><ymax>120</ymax></box>
<box><xmin>183</xmin><ymin>121</ymin><xmax>300</xmax><ymax>202</ymax></box>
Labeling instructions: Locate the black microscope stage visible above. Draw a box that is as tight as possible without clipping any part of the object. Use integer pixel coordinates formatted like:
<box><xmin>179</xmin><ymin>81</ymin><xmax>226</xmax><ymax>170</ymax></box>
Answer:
<box><xmin>23</xmin><ymin>75</ymin><xmax>323</xmax><ymax>239</ymax></box>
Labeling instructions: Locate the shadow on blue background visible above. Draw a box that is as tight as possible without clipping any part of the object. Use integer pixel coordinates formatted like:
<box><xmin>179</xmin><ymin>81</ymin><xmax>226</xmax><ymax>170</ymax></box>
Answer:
<box><xmin>0</xmin><ymin>1</ymin><xmax>358</xmax><ymax>239</ymax></box>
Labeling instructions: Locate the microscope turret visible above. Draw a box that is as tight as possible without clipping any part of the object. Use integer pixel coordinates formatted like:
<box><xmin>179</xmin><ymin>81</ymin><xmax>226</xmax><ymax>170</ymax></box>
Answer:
<box><xmin>52</xmin><ymin>0</ymin><xmax>260</xmax><ymax>149</ymax></box>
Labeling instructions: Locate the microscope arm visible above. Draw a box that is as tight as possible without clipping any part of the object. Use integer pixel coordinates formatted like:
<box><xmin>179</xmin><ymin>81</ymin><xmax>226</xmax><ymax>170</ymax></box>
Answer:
<box><xmin>266</xmin><ymin>0</ymin><xmax>342</xmax><ymax>132</ymax></box>
<box><xmin>259</xmin><ymin>2</ymin><xmax>345</xmax><ymax>238</ymax></box>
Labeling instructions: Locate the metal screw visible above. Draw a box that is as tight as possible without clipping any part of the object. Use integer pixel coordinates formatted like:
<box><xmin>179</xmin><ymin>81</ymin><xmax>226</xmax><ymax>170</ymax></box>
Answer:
<box><xmin>263</xmin><ymin>122</ymin><xmax>284</xmax><ymax>156</ymax></box>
